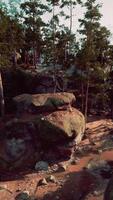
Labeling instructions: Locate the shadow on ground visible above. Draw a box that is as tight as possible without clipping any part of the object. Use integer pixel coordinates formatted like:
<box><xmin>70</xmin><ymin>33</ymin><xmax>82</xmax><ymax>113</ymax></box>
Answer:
<box><xmin>36</xmin><ymin>170</ymin><xmax>96</xmax><ymax>200</ymax></box>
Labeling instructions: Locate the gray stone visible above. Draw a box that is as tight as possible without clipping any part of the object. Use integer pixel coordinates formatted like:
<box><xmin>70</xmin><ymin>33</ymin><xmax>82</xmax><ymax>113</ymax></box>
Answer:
<box><xmin>15</xmin><ymin>192</ymin><xmax>31</xmax><ymax>200</ymax></box>
<box><xmin>87</xmin><ymin>159</ymin><xmax>109</xmax><ymax>170</ymax></box>
<box><xmin>55</xmin><ymin>196</ymin><xmax>60</xmax><ymax>200</ymax></box>
<box><xmin>86</xmin><ymin>158</ymin><xmax>110</xmax><ymax>175</ymax></box>
<box><xmin>35</xmin><ymin>161</ymin><xmax>49</xmax><ymax>171</ymax></box>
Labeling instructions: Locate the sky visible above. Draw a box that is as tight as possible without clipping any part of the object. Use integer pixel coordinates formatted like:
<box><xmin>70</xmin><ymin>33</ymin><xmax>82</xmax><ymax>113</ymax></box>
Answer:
<box><xmin>71</xmin><ymin>0</ymin><xmax>113</xmax><ymax>42</ymax></box>
<box><xmin>99</xmin><ymin>0</ymin><xmax>113</xmax><ymax>38</ymax></box>
<box><xmin>81</xmin><ymin>0</ymin><xmax>113</xmax><ymax>42</ymax></box>
<box><xmin>45</xmin><ymin>0</ymin><xmax>113</xmax><ymax>42</ymax></box>
<box><xmin>3</xmin><ymin>0</ymin><xmax>113</xmax><ymax>42</ymax></box>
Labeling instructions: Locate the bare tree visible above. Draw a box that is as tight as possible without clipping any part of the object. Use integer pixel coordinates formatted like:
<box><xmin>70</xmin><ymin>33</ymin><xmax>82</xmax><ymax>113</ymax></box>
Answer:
<box><xmin>0</xmin><ymin>71</ymin><xmax>5</xmax><ymax>117</ymax></box>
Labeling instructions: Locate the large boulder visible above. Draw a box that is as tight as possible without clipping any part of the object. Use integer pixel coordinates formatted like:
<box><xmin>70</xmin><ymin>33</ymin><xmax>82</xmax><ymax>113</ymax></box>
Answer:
<box><xmin>0</xmin><ymin>107</ymin><xmax>85</xmax><ymax>171</ymax></box>
<box><xmin>13</xmin><ymin>92</ymin><xmax>76</xmax><ymax>113</ymax></box>
<box><xmin>34</xmin><ymin>108</ymin><xmax>85</xmax><ymax>145</ymax></box>
<box><xmin>0</xmin><ymin>119</ymin><xmax>39</xmax><ymax>171</ymax></box>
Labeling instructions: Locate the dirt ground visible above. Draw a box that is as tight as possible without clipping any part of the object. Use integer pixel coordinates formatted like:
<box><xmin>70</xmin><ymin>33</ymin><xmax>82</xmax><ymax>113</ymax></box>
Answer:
<box><xmin>0</xmin><ymin>116</ymin><xmax>113</xmax><ymax>200</ymax></box>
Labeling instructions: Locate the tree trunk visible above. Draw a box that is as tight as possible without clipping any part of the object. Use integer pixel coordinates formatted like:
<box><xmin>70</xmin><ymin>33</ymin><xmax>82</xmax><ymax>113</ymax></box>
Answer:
<box><xmin>69</xmin><ymin>0</ymin><xmax>72</xmax><ymax>54</ymax></box>
<box><xmin>81</xmin><ymin>82</ymin><xmax>84</xmax><ymax>113</ymax></box>
<box><xmin>33</xmin><ymin>43</ymin><xmax>37</xmax><ymax>68</ymax></box>
<box><xmin>0</xmin><ymin>71</ymin><xmax>5</xmax><ymax>117</ymax></box>
<box><xmin>52</xmin><ymin>2</ymin><xmax>57</xmax><ymax>93</ymax></box>
<box><xmin>70</xmin><ymin>0</ymin><xmax>72</xmax><ymax>34</ymax></box>
<box><xmin>80</xmin><ymin>65</ymin><xmax>84</xmax><ymax>113</ymax></box>
<box><xmin>85</xmin><ymin>68</ymin><xmax>90</xmax><ymax>121</ymax></box>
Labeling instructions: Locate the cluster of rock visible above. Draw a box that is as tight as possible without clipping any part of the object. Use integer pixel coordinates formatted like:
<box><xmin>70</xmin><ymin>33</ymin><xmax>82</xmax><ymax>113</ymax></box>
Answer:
<box><xmin>0</xmin><ymin>92</ymin><xmax>85</xmax><ymax>171</ymax></box>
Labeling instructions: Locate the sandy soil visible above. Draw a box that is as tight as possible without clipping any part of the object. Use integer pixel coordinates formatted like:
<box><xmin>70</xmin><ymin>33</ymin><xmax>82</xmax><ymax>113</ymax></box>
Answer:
<box><xmin>0</xmin><ymin>116</ymin><xmax>113</xmax><ymax>200</ymax></box>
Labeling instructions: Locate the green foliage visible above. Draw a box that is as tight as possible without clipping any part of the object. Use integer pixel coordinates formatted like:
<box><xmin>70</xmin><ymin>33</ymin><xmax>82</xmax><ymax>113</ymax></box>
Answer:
<box><xmin>0</xmin><ymin>0</ymin><xmax>113</xmax><ymax>115</ymax></box>
<box><xmin>77</xmin><ymin>0</ymin><xmax>112</xmax><ymax>115</ymax></box>
<box><xmin>8</xmin><ymin>0</ymin><xmax>22</xmax><ymax>17</ymax></box>
<box><xmin>20</xmin><ymin>0</ymin><xmax>48</xmax><ymax>64</ymax></box>
<box><xmin>0</xmin><ymin>7</ymin><xmax>24</xmax><ymax>68</ymax></box>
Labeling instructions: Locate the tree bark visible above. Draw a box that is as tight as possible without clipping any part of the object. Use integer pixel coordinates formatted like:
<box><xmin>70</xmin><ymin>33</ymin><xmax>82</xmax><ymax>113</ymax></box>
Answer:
<box><xmin>52</xmin><ymin>2</ymin><xmax>57</xmax><ymax>93</ymax></box>
<box><xmin>81</xmin><ymin>81</ymin><xmax>84</xmax><ymax>113</ymax></box>
<box><xmin>70</xmin><ymin>0</ymin><xmax>72</xmax><ymax>34</ymax></box>
<box><xmin>0</xmin><ymin>71</ymin><xmax>5</xmax><ymax>117</ymax></box>
<box><xmin>69</xmin><ymin>0</ymin><xmax>72</xmax><ymax>54</ymax></box>
<box><xmin>85</xmin><ymin>68</ymin><xmax>90</xmax><ymax>121</ymax></box>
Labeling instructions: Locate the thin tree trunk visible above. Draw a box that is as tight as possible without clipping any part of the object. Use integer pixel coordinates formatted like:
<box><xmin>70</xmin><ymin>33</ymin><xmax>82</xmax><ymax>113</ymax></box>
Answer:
<box><xmin>33</xmin><ymin>43</ymin><xmax>36</xmax><ymax>68</ymax></box>
<box><xmin>81</xmin><ymin>82</ymin><xmax>84</xmax><ymax>112</ymax></box>
<box><xmin>69</xmin><ymin>0</ymin><xmax>72</xmax><ymax>54</ymax></box>
<box><xmin>53</xmin><ymin>2</ymin><xmax>57</xmax><ymax>93</ymax></box>
<box><xmin>0</xmin><ymin>72</ymin><xmax>5</xmax><ymax>117</ymax></box>
<box><xmin>70</xmin><ymin>0</ymin><xmax>72</xmax><ymax>34</ymax></box>
<box><xmin>85</xmin><ymin>68</ymin><xmax>90</xmax><ymax>121</ymax></box>
<box><xmin>80</xmin><ymin>65</ymin><xmax>84</xmax><ymax>113</ymax></box>
<box><xmin>32</xmin><ymin>8</ymin><xmax>37</xmax><ymax>69</ymax></box>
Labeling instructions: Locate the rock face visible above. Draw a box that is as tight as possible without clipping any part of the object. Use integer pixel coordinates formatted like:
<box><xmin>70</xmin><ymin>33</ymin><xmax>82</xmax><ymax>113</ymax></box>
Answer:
<box><xmin>13</xmin><ymin>92</ymin><xmax>76</xmax><ymax>113</ymax></box>
<box><xmin>0</xmin><ymin>120</ymin><xmax>37</xmax><ymax>171</ymax></box>
<box><xmin>0</xmin><ymin>92</ymin><xmax>85</xmax><ymax>171</ymax></box>
<box><xmin>34</xmin><ymin>108</ymin><xmax>85</xmax><ymax>145</ymax></box>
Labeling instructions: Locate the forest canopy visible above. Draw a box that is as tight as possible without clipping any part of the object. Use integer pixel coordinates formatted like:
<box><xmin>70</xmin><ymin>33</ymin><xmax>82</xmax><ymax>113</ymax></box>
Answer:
<box><xmin>0</xmin><ymin>0</ymin><xmax>113</xmax><ymax>119</ymax></box>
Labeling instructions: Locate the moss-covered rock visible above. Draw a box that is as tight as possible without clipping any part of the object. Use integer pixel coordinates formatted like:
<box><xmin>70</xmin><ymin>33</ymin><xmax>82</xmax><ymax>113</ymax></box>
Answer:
<box><xmin>34</xmin><ymin>108</ymin><xmax>85</xmax><ymax>145</ymax></box>
<box><xmin>0</xmin><ymin>119</ymin><xmax>38</xmax><ymax>171</ymax></box>
<box><xmin>0</xmin><ymin>107</ymin><xmax>85</xmax><ymax>171</ymax></box>
<box><xmin>13</xmin><ymin>92</ymin><xmax>76</xmax><ymax>113</ymax></box>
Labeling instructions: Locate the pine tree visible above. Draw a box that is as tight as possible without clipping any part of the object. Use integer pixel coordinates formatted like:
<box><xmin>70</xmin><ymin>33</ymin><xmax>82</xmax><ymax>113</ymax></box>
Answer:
<box><xmin>78</xmin><ymin>0</ymin><xmax>111</xmax><ymax>119</ymax></box>
<box><xmin>8</xmin><ymin>0</ymin><xmax>22</xmax><ymax>17</ymax></box>
<box><xmin>20</xmin><ymin>0</ymin><xmax>48</xmax><ymax>67</ymax></box>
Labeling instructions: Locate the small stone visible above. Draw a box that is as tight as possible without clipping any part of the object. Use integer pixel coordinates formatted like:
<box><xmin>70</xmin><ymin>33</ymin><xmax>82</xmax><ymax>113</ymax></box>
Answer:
<box><xmin>55</xmin><ymin>196</ymin><xmax>60</xmax><ymax>199</ymax></box>
<box><xmin>38</xmin><ymin>178</ymin><xmax>48</xmax><ymax>186</ymax></box>
<box><xmin>15</xmin><ymin>192</ymin><xmax>30</xmax><ymax>200</ymax></box>
<box><xmin>70</xmin><ymin>159</ymin><xmax>77</xmax><ymax>165</ymax></box>
<box><xmin>23</xmin><ymin>191</ymin><xmax>30</xmax><ymax>195</ymax></box>
<box><xmin>86</xmin><ymin>158</ymin><xmax>110</xmax><ymax>172</ymax></box>
<box><xmin>46</xmin><ymin>175</ymin><xmax>57</xmax><ymax>183</ymax></box>
<box><xmin>93</xmin><ymin>190</ymin><xmax>102</xmax><ymax>196</ymax></box>
<box><xmin>41</xmin><ymin>117</ymin><xmax>45</xmax><ymax>121</ymax></box>
<box><xmin>35</xmin><ymin>161</ymin><xmax>49</xmax><ymax>171</ymax></box>
<box><xmin>58</xmin><ymin>163</ymin><xmax>67</xmax><ymax>172</ymax></box>
<box><xmin>98</xmin><ymin>149</ymin><xmax>103</xmax><ymax>153</ymax></box>
<box><xmin>50</xmin><ymin>164</ymin><xmax>59</xmax><ymax>172</ymax></box>
<box><xmin>59</xmin><ymin>180</ymin><xmax>64</xmax><ymax>186</ymax></box>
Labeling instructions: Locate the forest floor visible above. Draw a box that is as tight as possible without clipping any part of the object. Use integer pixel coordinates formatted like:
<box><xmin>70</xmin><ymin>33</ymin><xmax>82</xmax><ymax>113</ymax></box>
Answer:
<box><xmin>0</xmin><ymin>116</ymin><xmax>113</xmax><ymax>200</ymax></box>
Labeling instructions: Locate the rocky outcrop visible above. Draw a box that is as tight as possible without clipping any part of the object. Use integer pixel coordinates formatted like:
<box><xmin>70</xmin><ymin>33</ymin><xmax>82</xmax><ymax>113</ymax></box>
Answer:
<box><xmin>34</xmin><ymin>108</ymin><xmax>85</xmax><ymax>145</ymax></box>
<box><xmin>0</xmin><ymin>92</ymin><xmax>85</xmax><ymax>171</ymax></box>
<box><xmin>0</xmin><ymin>119</ymin><xmax>38</xmax><ymax>171</ymax></box>
<box><xmin>13</xmin><ymin>92</ymin><xmax>76</xmax><ymax>113</ymax></box>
